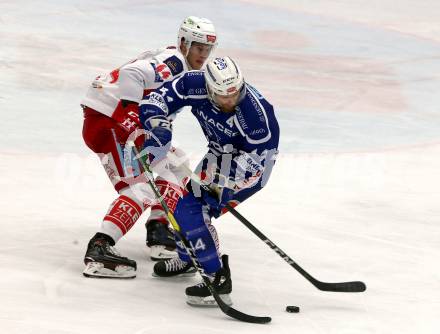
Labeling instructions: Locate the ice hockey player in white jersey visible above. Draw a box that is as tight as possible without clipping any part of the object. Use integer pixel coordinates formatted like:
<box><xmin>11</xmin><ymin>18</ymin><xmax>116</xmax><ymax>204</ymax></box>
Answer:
<box><xmin>81</xmin><ymin>16</ymin><xmax>217</xmax><ymax>278</ymax></box>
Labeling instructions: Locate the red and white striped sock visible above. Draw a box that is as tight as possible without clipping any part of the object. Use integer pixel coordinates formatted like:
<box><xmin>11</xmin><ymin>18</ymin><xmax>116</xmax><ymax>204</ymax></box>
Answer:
<box><xmin>100</xmin><ymin>195</ymin><xmax>143</xmax><ymax>243</ymax></box>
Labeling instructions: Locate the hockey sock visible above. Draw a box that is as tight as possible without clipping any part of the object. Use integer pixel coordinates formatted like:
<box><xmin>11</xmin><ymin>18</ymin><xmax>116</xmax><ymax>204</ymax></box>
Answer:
<box><xmin>147</xmin><ymin>179</ymin><xmax>186</xmax><ymax>225</ymax></box>
<box><xmin>174</xmin><ymin>192</ymin><xmax>221</xmax><ymax>274</ymax></box>
<box><xmin>101</xmin><ymin>195</ymin><xmax>143</xmax><ymax>243</ymax></box>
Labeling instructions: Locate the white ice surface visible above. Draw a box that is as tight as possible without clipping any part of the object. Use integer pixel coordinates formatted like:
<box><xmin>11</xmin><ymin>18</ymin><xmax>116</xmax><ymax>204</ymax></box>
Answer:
<box><xmin>1</xmin><ymin>1</ymin><xmax>440</xmax><ymax>333</ymax></box>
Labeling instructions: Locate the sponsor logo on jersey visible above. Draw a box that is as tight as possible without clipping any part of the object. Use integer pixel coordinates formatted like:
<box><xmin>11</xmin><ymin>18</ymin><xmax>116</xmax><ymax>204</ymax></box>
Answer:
<box><xmin>187</xmin><ymin>71</ymin><xmax>204</xmax><ymax>77</ymax></box>
<box><xmin>236</xmin><ymin>109</ymin><xmax>248</xmax><ymax>130</ymax></box>
<box><xmin>236</xmin><ymin>97</ymin><xmax>268</xmax><ymax>140</ymax></box>
<box><xmin>188</xmin><ymin>87</ymin><xmax>208</xmax><ymax>95</ymax></box>
<box><xmin>235</xmin><ymin>153</ymin><xmax>263</xmax><ymax>174</ymax></box>
<box><xmin>196</xmin><ymin>109</ymin><xmax>239</xmax><ymax>138</ymax></box>
<box><xmin>250</xmin><ymin>128</ymin><xmax>266</xmax><ymax>136</ymax></box>
<box><xmin>248</xmin><ymin>91</ymin><xmax>266</xmax><ymax>123</ymax></box>
<box><xmin>164</xmin><ymin>55</ymin><xmax>184</xmax><ymax>75</ymax></box>
<box><xmin>145</xmin><ymin>92</ymin><xmax>169</xmax><ymax>113</ymax></box>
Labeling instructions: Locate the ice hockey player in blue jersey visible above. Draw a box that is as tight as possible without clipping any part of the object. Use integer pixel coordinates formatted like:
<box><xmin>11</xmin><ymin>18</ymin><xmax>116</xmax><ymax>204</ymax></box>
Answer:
<box><xmin>138</xmin><ymin>56</ymin><xmax>279</xmax><ymax>306</ymax></box>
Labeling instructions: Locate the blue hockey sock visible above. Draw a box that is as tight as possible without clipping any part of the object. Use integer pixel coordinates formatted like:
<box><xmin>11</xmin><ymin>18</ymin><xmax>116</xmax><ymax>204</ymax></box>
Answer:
<box><xmin>174</xmin><ymin>192</ymin><xmax>221</xmax><ymax>274</ymax></box>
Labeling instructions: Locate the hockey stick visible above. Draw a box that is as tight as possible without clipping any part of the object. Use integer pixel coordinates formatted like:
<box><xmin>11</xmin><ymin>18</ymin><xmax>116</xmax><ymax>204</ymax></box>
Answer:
<box><xmin>186</xmin><ymin>170</ymin><xmax>367</xmax><ymax>293</ymax></box>
<box><xmin>224</xmin><ymin>205</ymin><xmax>366</xmax><ymax>293</ymax></box>
<box><xmin>131</xmin><ymin>146</ymin><xmax>271</xmax><ymax>324</ymax></box>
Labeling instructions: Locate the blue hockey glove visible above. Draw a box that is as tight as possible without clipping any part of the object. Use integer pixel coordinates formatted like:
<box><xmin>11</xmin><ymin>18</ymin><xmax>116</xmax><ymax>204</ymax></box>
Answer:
<box><xmin>143</xmin><ymin>125</ymin><xmax>172</xmax><ymax>166</ymax></box>
<box><xmin>201</xmin><ymin>186</ymin><xmax>234</xmax><ymax>218</ymax></box>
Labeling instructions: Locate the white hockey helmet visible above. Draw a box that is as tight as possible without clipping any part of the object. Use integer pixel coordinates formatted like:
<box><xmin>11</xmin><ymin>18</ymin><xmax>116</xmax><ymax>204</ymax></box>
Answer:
<box><xmin>205</xmin><ymin>56</ymin><xmax>245</xmax><ymax>99</ymax></box>
<box><xmin>177</xmin><ymin>16</ymin><xmax>217</xmax><ymax>54</ymax></box>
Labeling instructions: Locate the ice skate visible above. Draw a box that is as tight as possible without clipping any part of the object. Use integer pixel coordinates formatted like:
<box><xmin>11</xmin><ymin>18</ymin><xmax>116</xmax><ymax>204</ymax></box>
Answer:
<box><xmin>146</xmin><ymin>220</ymin><xmax>177</xmax><ymax>261</ymax></box>
<box><xmin>153</xmin><ymin>257</ymin><xmax>196</xmax><ymax>277</ymax></box>
<box><xmin>83</xmin><ymin>233</ymin><xmax>136</xmax><ymax>279</ymax></box>
<box><xmin>185</xmin><ymin>255</ymin><xmax>232</xmax><ymax>307</ymax></box>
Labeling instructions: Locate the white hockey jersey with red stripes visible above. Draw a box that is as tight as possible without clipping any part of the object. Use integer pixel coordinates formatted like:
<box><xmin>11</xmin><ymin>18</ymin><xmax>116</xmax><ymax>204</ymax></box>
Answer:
<box><xmin>81</xmin><ymin>47</ymin><xmax>188</xmax><ymax>118</ymax></box>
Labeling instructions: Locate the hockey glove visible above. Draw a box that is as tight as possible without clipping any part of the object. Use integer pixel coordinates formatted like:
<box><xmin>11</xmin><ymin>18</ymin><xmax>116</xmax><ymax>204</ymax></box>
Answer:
<box><xmin>201</xmin><ymin>185</ymin><xmax>234</xmax><ymax>218</ymax></box>
<box><xmin>114</xmin><ymin>100</ymin><xmax>141</xmax><ymax>133</ymax></box>
<box><xmin>142</xmin><ymin>117</ymin><xmax>172</xmax><ymax>166</ymax></box>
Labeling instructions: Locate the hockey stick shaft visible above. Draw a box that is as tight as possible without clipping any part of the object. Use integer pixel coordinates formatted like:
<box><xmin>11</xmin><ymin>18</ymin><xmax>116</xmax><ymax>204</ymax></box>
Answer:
<box><xmin>131</xmin><ymin>147</ymin><xmax>271</xmax><ymax>323</ymax></box>
<box><xmin>225</xmin><ymin>203</ymin><xmax>366</xmax><ymax>293</ymax></box>
<box><xmin>186</xmin><ymin>171</ymin><xmax>366</xmax><ymax>293</ymax></box>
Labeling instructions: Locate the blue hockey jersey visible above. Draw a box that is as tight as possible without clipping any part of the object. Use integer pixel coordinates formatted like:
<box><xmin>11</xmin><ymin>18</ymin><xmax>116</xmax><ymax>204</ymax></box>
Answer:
<box><xmin>139</xmin><ymin>70</ymin><xmax>280</xmax><ymax>191</ymax></box>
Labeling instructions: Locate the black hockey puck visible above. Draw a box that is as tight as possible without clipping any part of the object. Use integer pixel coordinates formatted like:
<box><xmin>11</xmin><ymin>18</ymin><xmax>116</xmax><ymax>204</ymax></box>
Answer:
<box><xmin>286</xmin><ymin>305</ymin><xmax>300</xmax><ymax>313</ymax></box>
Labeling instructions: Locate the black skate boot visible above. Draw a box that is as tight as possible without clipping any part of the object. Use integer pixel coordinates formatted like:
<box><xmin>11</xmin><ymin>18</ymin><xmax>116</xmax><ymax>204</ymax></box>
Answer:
<box><xmin>146</xmin><ymin>220</ymin><xmax>177</xmax><ymax>261</ymax></box>
<box><xmin>153</xmin><ymin>257</ymin><xmax>196</xmax><ymax>277</ymax></box>
<box><xmin>185</xmin><ymin>254</ymin><xmax>232</xmax><ymax>307</ymax></box>
<box><xmin>83</xmin><ymin>233</ymin><xmax>137</xmax><ymax>279</ymax></box>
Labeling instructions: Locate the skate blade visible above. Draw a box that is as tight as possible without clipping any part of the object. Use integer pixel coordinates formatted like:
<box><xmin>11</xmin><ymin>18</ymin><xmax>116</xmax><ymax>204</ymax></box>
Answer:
<box><xmin>149</xmin><ymin>245</ymin><xmax>177</xmax><ymax>261</ymax></box>
<box><xmin>186</xmin><ymin>294</ymin><xmax>233</xmax><ymax>307</ymax></box>
<box><xmin>83</xmin><ymin>262</ymin><xmax>136</xmax><ymax>279</ymax></box>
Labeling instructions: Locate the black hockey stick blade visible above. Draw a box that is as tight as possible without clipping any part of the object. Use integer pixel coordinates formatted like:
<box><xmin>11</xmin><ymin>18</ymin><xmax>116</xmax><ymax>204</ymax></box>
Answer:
<box><xmin>212</xmin><ymin>289</ymin><xmax>271</xmax><ymax>324</ymax></box>
<box><xmin>312</xmin><ymin>279</ymin><xmax>367</xmax><ymax>293</ymax></box>
<box><xmin>190</xmin><ymin>250</ymin><xmax>272</xmax><ymax>324</ymax></box>
<box><xmin>220</xmin><ymin>303</ymin><xmax>272</xmax><ymax>324</ymax></box>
